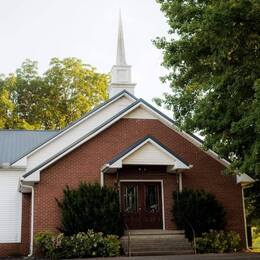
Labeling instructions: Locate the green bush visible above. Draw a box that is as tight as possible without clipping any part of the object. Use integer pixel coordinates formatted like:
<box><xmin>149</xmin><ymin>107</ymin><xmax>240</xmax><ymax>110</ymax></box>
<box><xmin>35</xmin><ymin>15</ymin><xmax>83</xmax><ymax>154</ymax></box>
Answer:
<box><xmin>195</xmin><ymin>230</ymin><xmax>241</xmax><ymax>253</ymax></box>
<box><xmin>57</xmin><ymin>182</ymin><xmax>124</xmax><ymax>236</ymax></box>
<box><xmin>35</xmin><ymin>230</ymin><xmax>121</xmax><ymax>259</ymax></box>
<box><xmin>172</xmin><ymin>189</ymin><xmax>226</xmax><ymax>240</ymax></box>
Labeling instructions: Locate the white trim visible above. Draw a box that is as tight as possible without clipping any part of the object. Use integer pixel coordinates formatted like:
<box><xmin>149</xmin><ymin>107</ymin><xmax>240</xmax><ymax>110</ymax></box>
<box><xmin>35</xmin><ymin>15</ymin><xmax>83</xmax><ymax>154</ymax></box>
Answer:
<box><xmin>139</xmin><ymin>102</ymin><xmax>230</xmax><ymax>167</ymax></box>
<box><xmin>241</xmin><ymin>187</ymin><xmax>248</xmax><ymax>249</ymax></box>
<box><xmin>19</xmin><ymin>182</ymin><xmax>34</xmax><ymax>257</ymax></box>
<box><xmin>100</xmin><ymin>170</ymin><xmax>104</xmax><ymax>187</ymax></box>
<box><xmin>24</xmin><ymin>100</ymin><xmax>251</xmax><ymax>181</ymax></box>
<box><xmin>23</xmin><ymin>101</ymin><xmax>143</xmax><ymax>179</ymax></box>
<box><xmin>236</xmin><ymin>174</ymin><xmax>255</xmax><ymax>186</ymax></box>
<box><xmin>13</xmin><ymin>92</ymin><xmax>135</xmax><ymax>166</ymax></box>
<box><xmin>110</xmin><ymin>138</ymin><xmax>190</xmax><ymax>170</ymax></box>
<box><xmin>119</xmin><ymin>179</ymin><xmax>165</xmax><ymax>230</ymax></box>
<box><xmin>178</xmin><ymin>173</ymin><xmax>183</xmax><ymax>192</ymax></box>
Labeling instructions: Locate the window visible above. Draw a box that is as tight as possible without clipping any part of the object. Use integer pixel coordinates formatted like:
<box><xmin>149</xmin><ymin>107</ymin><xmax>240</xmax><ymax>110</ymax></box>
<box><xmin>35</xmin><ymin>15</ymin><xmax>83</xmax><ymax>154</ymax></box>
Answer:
<box><xmin>124</xmin><ymin>185</ymin><xmax>137</xmax><ymax>212</ymax></box>
<box><xmin>145</xmin><ymin>184</ymin><xmax>159</xmax><ymax>212</ymax></box>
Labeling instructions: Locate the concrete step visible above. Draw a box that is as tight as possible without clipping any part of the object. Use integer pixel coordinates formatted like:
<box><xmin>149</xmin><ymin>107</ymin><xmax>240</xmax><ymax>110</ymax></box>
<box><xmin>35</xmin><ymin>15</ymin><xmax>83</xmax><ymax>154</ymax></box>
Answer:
<box><xmin>125</xmin><ymin>229</ymin><xmax>185</xmax><ymax>235</ymax></box>
<box><xmin>124</xmin><ymin>249</ymin><xmax>194</xmax><ymax>256</ymax></box>
<box><xmin>120</xmin><ymin>229</ymin><xmax>194</xmax><ymax>256</ymax></box>
<box><xmin>121</xmin><ymin>234</ymin><xmax>187</xmax><ymax>240</ymax></box>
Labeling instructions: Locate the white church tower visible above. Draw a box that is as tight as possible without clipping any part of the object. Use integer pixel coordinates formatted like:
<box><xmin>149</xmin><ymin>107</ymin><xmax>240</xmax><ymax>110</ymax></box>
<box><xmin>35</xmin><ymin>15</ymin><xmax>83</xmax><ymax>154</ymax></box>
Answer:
<box><xmin>109</xmin><ymin>13</ymin><xmax>136</xmax><ymax>98</ymax></box>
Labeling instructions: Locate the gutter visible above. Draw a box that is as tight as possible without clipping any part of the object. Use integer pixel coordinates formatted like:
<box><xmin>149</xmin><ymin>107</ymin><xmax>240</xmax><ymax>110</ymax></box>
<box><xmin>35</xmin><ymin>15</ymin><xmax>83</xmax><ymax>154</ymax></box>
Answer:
<box><xmin>20</xmin><ymin>180</ymin><xmax>34</xmax><ymax>257</ymax></box>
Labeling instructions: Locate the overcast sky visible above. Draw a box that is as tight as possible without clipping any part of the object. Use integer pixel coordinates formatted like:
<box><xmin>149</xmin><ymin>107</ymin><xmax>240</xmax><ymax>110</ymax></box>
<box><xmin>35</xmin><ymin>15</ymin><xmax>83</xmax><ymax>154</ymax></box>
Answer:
<box><xmin>0</xmin><ymin>0</ymin><xmax>171</xmax><ymax>111</ymax></box>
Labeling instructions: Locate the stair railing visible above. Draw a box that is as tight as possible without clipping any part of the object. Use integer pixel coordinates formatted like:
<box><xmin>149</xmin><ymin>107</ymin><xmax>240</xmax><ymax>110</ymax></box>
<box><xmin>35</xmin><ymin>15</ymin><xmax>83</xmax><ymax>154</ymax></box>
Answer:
<box><xmin>124</xmin><ymin>222</ymin><xmax>131</xmax><ymax>256</ymax></box>
<box><xmin>183</xmin><ymin>217</ymin><xmax>197</xmax><ymax>254</ymax></box>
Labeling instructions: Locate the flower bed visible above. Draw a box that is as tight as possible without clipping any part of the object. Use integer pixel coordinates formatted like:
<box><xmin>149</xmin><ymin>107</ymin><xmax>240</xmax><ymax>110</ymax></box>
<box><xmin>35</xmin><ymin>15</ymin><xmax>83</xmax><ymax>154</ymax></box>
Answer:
<box><xmin>35</xmin><ymin>230</ymin><xmax>120</xmax><ymax>259</ymax></box>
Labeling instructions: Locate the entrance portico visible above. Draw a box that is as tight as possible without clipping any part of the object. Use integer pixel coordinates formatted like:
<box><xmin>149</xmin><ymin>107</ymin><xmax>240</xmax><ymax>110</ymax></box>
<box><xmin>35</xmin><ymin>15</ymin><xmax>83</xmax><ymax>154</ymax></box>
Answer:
<box><xmin>101</xmin><ymin>136</ymin><xmax>192</xmax><ymax>230</ymax></box>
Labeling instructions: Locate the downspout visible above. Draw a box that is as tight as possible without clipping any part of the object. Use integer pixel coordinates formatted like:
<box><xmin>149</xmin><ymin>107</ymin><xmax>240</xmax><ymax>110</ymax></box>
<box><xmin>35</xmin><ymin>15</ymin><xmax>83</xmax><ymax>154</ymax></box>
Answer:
<box><xmin>241</xmin><ymin>185</ymin><xmax>250</xmax><ymax>249</ymax></box>
<box><xmin>20</xmin><ymin>181</ymin><xmax>34</xmax><ymax>257</ymax></box>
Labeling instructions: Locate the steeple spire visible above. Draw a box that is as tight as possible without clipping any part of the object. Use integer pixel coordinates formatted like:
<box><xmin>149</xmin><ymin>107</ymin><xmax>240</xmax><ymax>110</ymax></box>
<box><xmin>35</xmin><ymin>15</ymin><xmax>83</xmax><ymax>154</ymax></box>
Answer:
<box><xmin>116</xmin><ymin>11</ymin><xmax>127</xmax><ymax>65</ymax></box>
<box><xmin>109</xmin><ymin>11</ymin><xmax>136</xmax><ymax>98</ymax></box>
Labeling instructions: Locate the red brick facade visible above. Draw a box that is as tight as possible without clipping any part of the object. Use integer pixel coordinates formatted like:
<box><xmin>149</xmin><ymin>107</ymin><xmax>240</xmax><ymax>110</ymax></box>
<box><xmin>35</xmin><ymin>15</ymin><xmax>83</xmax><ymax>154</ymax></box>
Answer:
<box><xmin>0</xmin><ymin>118</ymin><xmax>246</xmax><ymax>256</ymax></box>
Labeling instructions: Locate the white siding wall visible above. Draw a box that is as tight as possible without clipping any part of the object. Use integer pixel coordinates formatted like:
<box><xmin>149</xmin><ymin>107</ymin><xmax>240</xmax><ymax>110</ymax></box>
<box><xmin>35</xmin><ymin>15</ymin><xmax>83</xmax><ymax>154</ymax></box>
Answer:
<box><xmin>19</xmin><ymin>96</ymin><xmax>133</xmax><ymax>171</ymax></box>
<box><xmin>0</xmin><ymin>171</ymin><xmax>22</xmax><ymax>243</ymax></box>
<box><xmin>123</xmin><ymin>142</ymin><xmax>174</xmax><ymax>165</ymax></box>
<box><xmin>124</xmin><ymin>107</ymin><xmax>157</xmax><ymax>119</ymax></box>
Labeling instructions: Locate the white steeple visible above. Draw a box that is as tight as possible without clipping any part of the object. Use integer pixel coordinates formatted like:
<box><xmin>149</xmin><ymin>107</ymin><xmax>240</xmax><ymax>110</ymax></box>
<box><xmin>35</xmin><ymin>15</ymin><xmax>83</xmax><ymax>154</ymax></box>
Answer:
<box><xmin>109</xmin><ymin>11</ymin><xmax>136</xmax><ymax>98</ymax></box>
<box><xmin>116</xmin><ymin>12</ymin><xmax>127</xmax><ymax>66</ymax></box>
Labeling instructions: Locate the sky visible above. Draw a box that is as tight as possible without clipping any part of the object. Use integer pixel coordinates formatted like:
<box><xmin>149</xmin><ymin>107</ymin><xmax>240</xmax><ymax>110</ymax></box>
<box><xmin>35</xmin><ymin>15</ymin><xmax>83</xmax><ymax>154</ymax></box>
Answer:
<box><xmin>0</xmin><ymin>0</ymin><xmax>171</xmax><ymax>111</ymax></box>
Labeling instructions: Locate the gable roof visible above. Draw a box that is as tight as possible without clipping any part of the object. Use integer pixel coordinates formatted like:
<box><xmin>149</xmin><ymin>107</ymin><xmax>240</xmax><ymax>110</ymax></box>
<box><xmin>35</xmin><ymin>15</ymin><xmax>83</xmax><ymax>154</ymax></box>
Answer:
<box><xmin>22</xmin><ymin>98</ymin><xmax>229</xmax><ymax>180</ymax></box>
<box><xmin>105</xmin><ymin>135</ymin><xmax>190</xmax><ymax>171</ymax></box>
<box><xmin>0</xmin><ymin>130</ymin><xmax>58</xmax><ymax>165</ymax></box>
<box><xmin>11</xmin><ymin>90</ymin><xmax>137</xmax><ymax>166</ymax></box>
<box><xmin>108</xmin><ymin>135</ymin><xmax>190</xmax><ymax>167</ymax></box>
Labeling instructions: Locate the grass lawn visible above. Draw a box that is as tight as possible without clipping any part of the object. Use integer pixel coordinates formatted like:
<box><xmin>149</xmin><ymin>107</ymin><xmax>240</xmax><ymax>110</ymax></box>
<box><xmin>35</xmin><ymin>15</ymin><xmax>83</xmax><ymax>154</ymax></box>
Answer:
<box><xmin>252</xmin><ymin>232</ymin><xmax>260</xmax><ymax>252</ymax></box>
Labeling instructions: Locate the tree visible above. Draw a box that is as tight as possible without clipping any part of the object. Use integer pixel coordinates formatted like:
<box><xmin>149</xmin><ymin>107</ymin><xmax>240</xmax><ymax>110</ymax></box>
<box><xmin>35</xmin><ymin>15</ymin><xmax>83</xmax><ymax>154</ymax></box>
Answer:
<box><xmin>0</xmin><ymin>58</ymin><xmax>109</xmax><ymax>129</ymax></box>
<box><xmin>154</xmin><ymin>0</ymin><xmax>260</xmax><ymax>181</ymax></box>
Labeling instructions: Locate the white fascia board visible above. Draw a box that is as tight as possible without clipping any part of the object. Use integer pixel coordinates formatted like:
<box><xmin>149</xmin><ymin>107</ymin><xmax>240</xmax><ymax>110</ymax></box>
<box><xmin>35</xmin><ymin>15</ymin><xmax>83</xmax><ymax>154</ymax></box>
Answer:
<box><xmin>23</xmin><ymin>101</ymin><xmax>142</xmax><ymax>179</ymax></box>
<box><xmin>23</xmin><ymin>99</ymin><xmax>236</xmax><ymax>179</ymax></box>
<box><xmin>12</xmin><ymin>92</ymin><xmax>136</xmax><ymax>167</ymax></box>
<box><xmin>236</xmin><ymin>174</ymin><xmax>255</xmax><ymax>186</ymax></box>
<box><xmin>0</xmin><ymin>167</ymin><xmax>26</xmax><ymax>172</ymax></box>
<box><xmin>22</xmin><ymin>171</ymin><xmax>40</xmax><ymax>183</ymax></box>
<box><xmin>109</xmin><ymin>138</ymin><xmax>190</xmax><ymax>169</ymax></box>
<box><xmin>138</xmin><ymin>102</ymin><xmax>231</xmax><ymax>168</ymax></box>
<box><xmin>12</xmin><ymin>157</ymin><xmax>27</xmax><ymax>168</ymax></box>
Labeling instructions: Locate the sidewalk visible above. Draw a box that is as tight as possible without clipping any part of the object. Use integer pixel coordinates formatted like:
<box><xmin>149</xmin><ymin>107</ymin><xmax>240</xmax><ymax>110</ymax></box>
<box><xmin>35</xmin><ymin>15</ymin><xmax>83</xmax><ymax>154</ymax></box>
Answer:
<box><xmin>89</xmin><ymin>253</ymin><xmax>260</xmax><ymax>260</ymax></box>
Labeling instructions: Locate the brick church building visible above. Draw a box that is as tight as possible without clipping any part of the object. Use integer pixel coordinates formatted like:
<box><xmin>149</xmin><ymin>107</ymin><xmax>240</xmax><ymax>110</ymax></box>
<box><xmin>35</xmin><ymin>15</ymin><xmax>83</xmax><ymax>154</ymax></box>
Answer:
<box><xmin>0</xmin><ymin>15</ymin><xmax>254</xmax><ymax>257</ymax></box>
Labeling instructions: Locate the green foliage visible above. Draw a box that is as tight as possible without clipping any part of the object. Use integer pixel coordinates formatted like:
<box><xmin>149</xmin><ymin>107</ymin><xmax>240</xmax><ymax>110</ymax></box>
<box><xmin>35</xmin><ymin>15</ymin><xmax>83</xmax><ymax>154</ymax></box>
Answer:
<box><xmin>0</xmin><ymin>58</ymin><xmax>108</xmax><ymax>130</ymax></box>
<box><xmin>172</xmin><ymin>189</ymin><xmax>226</xmax><ymax>240</ymax></box>
<box><xmin>195</xmin><ymin>230</ymin><xmax>241</xmax><ymax>253</ymax></box>
<box><xmin>252</xmin><ymin>226</ymin><xmax>260</xmax><ymax>249</ymax></box>
<box><xmin>35</xmin><ymin>230</ymin><xmax>120</xmax><ymax>259</ymax></box>
<box><xmin>245</xmin><ymin>181</ymin><xmax>260</xmax><ymax>225</ymax></box>
<box><xmin>57</xmin><ymin>183</ymin><xmax>124</xmax><ymax>237</ymax></box>
<box><xmin>154</xmin><ymin>0</ymin><xmax>260</xmax><ymax>181</ymax></box>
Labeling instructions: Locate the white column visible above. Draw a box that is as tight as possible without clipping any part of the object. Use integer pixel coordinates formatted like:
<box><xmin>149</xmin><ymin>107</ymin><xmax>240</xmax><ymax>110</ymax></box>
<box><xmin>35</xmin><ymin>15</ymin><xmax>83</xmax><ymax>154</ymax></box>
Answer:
<box><xmin>178</xmin><ymin>172</ymin><xmax>183</xmax><ymax>192</ymax></box>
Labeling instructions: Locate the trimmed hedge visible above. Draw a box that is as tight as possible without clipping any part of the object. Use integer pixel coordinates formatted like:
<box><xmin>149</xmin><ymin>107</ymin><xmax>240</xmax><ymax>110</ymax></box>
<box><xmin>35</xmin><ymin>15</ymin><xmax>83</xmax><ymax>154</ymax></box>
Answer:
<box><xmin>57</xmin><ymin>182</ymin><xmax>124</xmax><ymax>236</ymax></box>
<box><xmin>195</xmin><ymin>230</ymin><xmax>241</xmax><ymax>253</ymax></box>
<box><xmin>172</xmin><ymin>188</ymin><xmax>226</xmax><ymax>240</ymax></box>
<box><xmin>35</xmin><ymin>230</ymin><xmax>121</xmax><ymax>259</ymax></box>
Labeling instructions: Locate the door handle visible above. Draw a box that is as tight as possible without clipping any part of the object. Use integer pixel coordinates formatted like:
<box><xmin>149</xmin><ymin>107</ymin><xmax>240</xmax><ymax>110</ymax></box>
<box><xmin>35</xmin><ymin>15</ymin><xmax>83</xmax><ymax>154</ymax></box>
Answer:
<box><xmin>138</xmin><ymin>208</ymin><xmax>141</xmax><ymax>211</ymax></box>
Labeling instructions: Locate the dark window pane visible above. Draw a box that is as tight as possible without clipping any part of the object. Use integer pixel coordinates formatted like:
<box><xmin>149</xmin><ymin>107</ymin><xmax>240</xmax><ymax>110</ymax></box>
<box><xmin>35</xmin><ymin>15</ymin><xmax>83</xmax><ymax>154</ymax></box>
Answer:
<box><xmin>145</xmin><ymin>184</ymin><xmax>159</xmax><ymax>212</ymax></box>
<box><xmin>124</xmin><ymin>185</ymin><xmax>137</xmax><ymax>212</ymax></box>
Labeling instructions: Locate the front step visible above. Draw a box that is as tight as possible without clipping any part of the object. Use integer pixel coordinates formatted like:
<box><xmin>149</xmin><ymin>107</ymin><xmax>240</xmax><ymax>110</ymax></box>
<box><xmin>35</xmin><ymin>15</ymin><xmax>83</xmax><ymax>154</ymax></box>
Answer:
<box><xmin>120</xmin><ymin>229</ymin><xmax>194</xmax><ymax>256</ymax></box>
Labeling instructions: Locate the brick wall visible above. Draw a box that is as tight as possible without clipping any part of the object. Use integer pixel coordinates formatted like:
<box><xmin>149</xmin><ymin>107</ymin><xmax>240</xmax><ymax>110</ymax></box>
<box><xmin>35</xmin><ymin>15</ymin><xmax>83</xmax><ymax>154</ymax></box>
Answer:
<box><xmin>32</xmin><ymin>118</ymin><xmax>245</xmax><ymax>245</ymax></box>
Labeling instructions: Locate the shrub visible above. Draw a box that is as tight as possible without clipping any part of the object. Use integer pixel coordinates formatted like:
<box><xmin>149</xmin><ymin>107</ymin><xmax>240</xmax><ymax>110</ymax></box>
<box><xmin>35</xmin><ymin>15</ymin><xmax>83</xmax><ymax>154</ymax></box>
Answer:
<box><xmin>172</xmin><ymin>189</ymin><xmax>226</xmax><ymax>240</ymax></box>
<box><xmin>195</xmin><ymin>230</ymin><xmax>241</xmax><ymax>253</ymax></box>
<box><xmin>34</xmin><ymin>232</ymin><xmax>66</xmax><ymax>259</ymax></box>
<box><xmin>57</xmin><ymin>182</ymin><xmax>124</xmax><ymax>236</ymax></box>
<box><xmin>35</xmin><ymin>230</ymin><xmax>120</xmax><ymax>259</ymax></box>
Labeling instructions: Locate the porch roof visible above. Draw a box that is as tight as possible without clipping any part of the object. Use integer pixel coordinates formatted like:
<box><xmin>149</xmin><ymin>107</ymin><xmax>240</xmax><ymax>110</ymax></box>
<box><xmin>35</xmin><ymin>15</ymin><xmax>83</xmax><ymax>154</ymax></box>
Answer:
<box><xmin>103</xmin><ymin>136</ymin><xmax>192</xmax><ymax>173</ymax></box>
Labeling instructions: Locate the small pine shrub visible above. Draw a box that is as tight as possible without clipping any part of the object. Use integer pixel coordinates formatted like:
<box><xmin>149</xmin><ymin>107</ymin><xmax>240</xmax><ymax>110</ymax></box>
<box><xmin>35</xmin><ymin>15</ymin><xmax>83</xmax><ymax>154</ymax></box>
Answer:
<box><xmin>172</xmin><ymin>188</ymin><xmax>226</xmax><ymax>240</ymax></box>
<box><xmin>195</xmin><ymin>230</ymin><xmax>241</xmax><ymax>253</ymax></box>
<box><xmin>57</xmin><ymin>182</ymin><xmax>124</xmax><ymax>236</ymax></box>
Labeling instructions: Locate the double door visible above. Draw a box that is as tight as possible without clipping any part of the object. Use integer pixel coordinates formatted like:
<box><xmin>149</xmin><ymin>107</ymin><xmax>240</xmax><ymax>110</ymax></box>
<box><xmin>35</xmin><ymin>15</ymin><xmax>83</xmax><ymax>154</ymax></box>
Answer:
<box><xmin>121</xmin><ymin>182</ymin><xmax>163</xmax><ymax>229</ymax></box>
